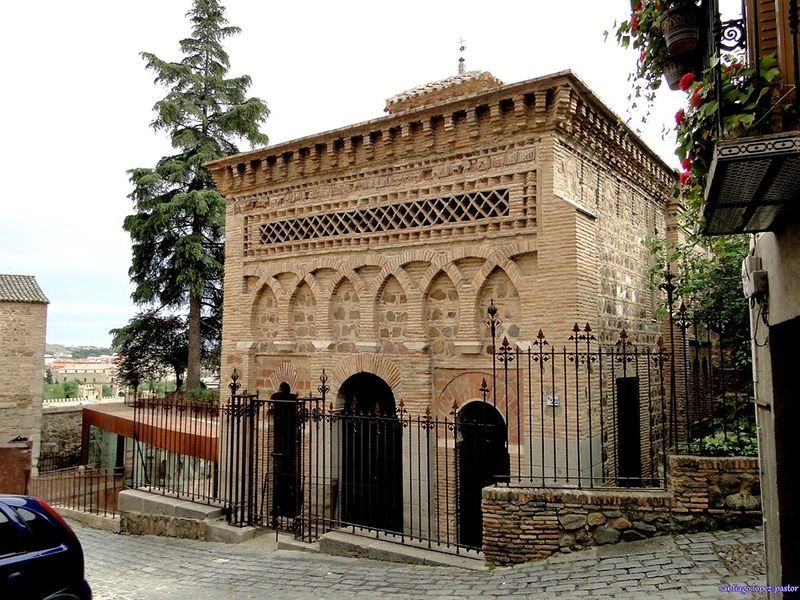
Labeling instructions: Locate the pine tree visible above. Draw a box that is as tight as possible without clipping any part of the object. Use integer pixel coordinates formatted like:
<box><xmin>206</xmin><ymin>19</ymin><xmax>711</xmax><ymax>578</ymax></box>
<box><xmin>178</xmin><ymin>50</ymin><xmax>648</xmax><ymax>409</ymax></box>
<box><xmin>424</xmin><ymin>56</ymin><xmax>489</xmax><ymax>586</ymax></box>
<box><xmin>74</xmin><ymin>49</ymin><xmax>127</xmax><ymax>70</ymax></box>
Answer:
<box><xmin>124</xmin><ymin>0</ymin><xmax>268</xmax><ymax>389</ymax></box>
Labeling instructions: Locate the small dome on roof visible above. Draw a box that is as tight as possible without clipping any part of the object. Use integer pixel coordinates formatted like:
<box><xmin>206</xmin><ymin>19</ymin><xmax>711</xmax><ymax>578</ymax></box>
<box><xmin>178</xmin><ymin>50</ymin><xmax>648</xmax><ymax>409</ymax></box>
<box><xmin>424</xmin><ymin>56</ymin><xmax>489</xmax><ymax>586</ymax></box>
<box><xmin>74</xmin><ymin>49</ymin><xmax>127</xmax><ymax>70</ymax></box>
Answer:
<box><xmin>385</xmin><ymin>71</ymin><xmax>504</xmax><ymax>114</ymax></box>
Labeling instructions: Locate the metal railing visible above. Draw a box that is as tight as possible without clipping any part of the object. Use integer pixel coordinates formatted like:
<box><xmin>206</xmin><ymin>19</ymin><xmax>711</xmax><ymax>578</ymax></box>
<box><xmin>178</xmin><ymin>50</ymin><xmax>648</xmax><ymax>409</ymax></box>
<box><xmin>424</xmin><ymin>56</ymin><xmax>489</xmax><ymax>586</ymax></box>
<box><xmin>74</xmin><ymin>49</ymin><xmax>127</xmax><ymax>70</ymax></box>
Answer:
<box><xmin>129</xmin><ymin>397</ymin><xmax>221</xmax><ymax>506</ymax></box>
<box><xmin>217</xmin><ymin>291</ymin><xmax>754</xmax><ymax>552</ymax></box>
<box><xmin>38</xmin><ymin>450</ymin><xmax>82</xmax><ymax>473</ymax></box>
<box><xmin>42</xmin><ymin>396</ymin><xmax>118</xmax><ymax>406</ymax></box>
<box><xmin>29</xmin><ymin>466</ymin><xmax>124</xmax><ymax>518</ymax></box>
<box><xmin>482</xmin><ymin>299</ymin><xmax>754</xmax><ymax>491</ymax></box>
<box><xmin>485</xmin><ymin>325</ymin><xmax>671</xmax><ymax>489</ymax></box>
<box><xmin>220</xmin><ymin>378</ymin><xmax>497</xmax><ymax>554</ymax></box>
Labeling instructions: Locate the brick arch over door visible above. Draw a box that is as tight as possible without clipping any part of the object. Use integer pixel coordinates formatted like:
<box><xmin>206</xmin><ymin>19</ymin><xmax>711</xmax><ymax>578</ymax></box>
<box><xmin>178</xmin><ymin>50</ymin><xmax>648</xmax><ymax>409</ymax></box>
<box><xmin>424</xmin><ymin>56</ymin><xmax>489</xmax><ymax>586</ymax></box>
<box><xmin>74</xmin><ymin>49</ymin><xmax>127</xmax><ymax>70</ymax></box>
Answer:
<box><xmin>437</xmin><ymin>372</ymin><xmax>519</xmax><ymax>443</ymax></box>
<box><xmin>328</xmin><ymin>354</ymin><xmax>402</xmax><ymax>410</ymax></box>
<box><xmin>267</xmin><ymin>361</ymin><xmax>300</xmax><ymax>394</ymax></box>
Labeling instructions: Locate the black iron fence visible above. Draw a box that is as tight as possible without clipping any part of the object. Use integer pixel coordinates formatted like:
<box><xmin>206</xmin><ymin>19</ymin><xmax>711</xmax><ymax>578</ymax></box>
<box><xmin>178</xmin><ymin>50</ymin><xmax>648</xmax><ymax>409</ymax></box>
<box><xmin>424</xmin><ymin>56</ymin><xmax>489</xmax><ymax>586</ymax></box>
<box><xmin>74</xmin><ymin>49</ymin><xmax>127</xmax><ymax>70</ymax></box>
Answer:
<box><xmin>129</xmin><ymin>397</ymin><xmax>221</xmax><ymax>505</ymax></box>
<box><xmin>481</xmin><ymin>294</ymin><xmax>754</xmax><ymax>491</ymax></box>
<box><xmin>29</xmin><ymin>466</ymin><xmax>124</xmax><ymax>518</ymax></box>
<box><xmin>123</xmin><ymin>299</ymin><xmax>753</xmax><ymax>555</ymax></box>
<box><xmin>484</xmin><ymin>323</ymin><xmax>671</xmax><ymax>489</ymax></box>
<box><xmin>220</xmin><ymin>374</ymin><xmax>505</xmax><ymax>554</ymax></box>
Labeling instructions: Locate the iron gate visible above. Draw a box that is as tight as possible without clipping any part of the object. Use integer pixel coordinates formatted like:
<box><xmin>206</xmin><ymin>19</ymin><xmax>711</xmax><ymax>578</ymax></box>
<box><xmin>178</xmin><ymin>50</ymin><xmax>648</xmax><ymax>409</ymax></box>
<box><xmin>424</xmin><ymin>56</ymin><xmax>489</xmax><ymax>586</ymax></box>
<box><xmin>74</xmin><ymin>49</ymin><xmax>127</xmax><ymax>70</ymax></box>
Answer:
<box><xmin>221</xmin><ymin>369</ymin><xmax>507</xmax><ymax>553</ymax></box>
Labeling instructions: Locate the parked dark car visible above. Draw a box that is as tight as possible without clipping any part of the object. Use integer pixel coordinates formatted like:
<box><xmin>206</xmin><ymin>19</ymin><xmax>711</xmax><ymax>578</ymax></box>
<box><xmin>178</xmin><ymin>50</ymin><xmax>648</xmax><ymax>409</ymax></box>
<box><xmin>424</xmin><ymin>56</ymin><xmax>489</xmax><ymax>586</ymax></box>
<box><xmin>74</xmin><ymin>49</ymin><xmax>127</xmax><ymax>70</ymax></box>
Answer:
<box><xmin>0</xmin><ymin>495</ymin><xmax>91</xmax><ymax>599</ymax></box>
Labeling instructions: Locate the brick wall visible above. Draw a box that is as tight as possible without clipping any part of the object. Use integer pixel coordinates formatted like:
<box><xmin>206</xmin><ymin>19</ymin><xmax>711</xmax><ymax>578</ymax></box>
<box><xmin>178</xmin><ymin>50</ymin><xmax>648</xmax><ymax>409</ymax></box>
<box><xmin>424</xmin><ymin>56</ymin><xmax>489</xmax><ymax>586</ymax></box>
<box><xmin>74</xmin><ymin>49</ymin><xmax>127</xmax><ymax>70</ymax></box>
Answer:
<box><xmin>482</xmin><ymin>454</ymin><xmax>761</xmax><ymax>566</ymax></box>
<box><xmin>212</xmin><ymin>75</ymin><xmax>674</xmax><ymax>412</ymax></box>
<box><xmin>210</xmin><ymin>73</ymin><xmax>677</xmax><ymax>515</ymax></box>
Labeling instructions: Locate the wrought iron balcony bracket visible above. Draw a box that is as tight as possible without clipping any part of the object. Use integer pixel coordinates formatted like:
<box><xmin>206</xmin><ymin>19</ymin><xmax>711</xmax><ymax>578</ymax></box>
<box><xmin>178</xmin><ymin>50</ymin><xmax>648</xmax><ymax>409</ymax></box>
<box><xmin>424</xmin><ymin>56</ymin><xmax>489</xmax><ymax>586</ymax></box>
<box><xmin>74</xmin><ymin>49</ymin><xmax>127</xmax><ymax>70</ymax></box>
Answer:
<box><xmin>719</xmin><ymin>18</ymin><xmax>746</xmax><ymax>53</ymax></box>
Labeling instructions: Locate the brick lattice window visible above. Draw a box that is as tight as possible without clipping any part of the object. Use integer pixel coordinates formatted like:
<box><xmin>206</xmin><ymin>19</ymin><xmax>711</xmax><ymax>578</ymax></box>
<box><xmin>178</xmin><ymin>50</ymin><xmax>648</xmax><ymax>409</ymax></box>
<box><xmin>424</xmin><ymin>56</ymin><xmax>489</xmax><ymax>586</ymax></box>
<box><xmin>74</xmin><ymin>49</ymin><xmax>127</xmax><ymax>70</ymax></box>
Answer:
<box><xmin>259</xmin><ymin>189</ymin><xmax>509</xmax><ymax>246</ymax></box>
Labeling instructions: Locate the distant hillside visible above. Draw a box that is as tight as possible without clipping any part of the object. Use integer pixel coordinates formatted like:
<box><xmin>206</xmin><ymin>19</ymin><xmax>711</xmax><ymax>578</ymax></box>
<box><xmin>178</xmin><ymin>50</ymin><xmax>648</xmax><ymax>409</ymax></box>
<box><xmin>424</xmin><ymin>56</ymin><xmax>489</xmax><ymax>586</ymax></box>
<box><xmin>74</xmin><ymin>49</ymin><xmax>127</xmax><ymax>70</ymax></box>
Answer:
<box><xmin>45</xmin><ymin>344</ymin><xmax>113</xmax><ymax>358</ymax></box>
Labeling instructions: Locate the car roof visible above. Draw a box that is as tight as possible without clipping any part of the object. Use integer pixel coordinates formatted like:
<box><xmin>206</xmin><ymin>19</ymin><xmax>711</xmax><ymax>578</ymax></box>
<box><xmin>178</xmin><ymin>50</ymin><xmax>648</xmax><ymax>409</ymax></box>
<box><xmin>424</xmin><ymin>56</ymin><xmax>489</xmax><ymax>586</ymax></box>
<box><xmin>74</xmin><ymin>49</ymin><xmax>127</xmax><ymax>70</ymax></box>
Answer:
<box><xmin>0</xmin><ymin>496</ymin><xmax>37</xmax><ymax>508</ymax></box>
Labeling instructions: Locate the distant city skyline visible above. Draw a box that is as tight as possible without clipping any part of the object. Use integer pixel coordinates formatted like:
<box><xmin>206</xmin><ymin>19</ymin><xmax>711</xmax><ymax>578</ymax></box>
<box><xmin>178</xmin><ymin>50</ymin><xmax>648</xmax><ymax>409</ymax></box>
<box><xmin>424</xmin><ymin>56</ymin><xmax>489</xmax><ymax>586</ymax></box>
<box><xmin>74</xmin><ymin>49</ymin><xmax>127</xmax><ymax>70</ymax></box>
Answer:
<box><xmin>1</xmin><ymin>0</ymin><xmax>696</xmax><ymax>346</ymax></box>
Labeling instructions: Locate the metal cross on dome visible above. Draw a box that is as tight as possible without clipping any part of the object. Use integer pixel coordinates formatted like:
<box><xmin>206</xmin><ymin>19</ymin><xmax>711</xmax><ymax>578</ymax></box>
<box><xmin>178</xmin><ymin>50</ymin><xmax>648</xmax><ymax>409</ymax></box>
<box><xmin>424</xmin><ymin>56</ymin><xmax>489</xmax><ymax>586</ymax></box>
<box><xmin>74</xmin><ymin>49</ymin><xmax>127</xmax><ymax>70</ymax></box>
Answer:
<box><xmin>458</xmin><ymin>37</ymin><xmax>466</xmax><ymax>75</ymax></box>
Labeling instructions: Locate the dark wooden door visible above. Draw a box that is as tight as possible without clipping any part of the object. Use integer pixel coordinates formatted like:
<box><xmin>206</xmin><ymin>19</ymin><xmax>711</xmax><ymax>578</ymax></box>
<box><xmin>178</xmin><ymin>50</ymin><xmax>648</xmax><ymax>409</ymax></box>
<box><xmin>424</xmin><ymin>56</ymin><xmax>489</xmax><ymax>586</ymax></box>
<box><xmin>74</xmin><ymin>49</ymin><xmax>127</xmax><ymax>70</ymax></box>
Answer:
<box><xmin>616</xmin><ymin>376</ymin><xmax>641</xmax><ymax>486</ymax></box>
<box><xmin>457</xmin><ymin>402</ymin><xmax>509</xmax><ymax>548</ymax></box>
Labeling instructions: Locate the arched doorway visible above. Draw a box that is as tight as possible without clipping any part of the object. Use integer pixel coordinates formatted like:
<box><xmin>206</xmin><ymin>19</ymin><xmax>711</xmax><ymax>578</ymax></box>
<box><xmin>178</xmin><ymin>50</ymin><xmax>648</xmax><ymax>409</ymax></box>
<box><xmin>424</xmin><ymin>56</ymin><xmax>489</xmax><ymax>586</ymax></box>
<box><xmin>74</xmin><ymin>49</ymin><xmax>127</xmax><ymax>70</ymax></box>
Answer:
<box><xmin>339</xmin><ymin>372</ymin><xmax>402</xmax><ymax>533</ymax></box>
<box><xmin>457</xmin><ymin>401</ymin><xmax>509</xmax><ymax>548</ymax></box>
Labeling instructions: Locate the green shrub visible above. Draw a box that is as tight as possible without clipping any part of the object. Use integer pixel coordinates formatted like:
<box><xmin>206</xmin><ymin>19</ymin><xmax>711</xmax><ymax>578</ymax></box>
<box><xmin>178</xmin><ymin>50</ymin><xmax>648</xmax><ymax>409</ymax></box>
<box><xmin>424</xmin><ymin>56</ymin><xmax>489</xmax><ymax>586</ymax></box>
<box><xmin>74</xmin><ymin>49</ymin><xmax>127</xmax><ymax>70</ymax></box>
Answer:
<box><xmin>696</xmin><ymin>433</ymin><xmax>758</xmax><ymax>457</ymax></box>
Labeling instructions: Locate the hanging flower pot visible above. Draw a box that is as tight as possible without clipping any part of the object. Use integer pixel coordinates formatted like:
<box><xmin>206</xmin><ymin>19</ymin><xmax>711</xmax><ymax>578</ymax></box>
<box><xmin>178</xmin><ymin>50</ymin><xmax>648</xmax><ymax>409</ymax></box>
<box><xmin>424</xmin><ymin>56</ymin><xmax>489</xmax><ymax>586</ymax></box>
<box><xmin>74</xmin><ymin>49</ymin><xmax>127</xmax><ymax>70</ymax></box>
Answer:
<box><xmin>663</xmin><ymin>59</ymin><xmax>694</xmax><ymax>91</ymax></box>
<box><xmin>661</xmin><ymin>4</ymin><xmax>701</xmax><ymax>55</ymax></box>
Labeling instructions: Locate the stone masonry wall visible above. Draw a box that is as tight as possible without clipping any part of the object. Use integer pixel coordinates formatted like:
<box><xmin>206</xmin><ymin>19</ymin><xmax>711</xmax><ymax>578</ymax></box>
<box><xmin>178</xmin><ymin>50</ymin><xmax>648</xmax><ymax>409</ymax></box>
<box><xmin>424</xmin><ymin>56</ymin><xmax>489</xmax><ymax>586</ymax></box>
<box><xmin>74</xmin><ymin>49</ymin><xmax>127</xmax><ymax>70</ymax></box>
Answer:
<box><xmin>482</xmin><ymin>455</ymin><xmax>761</xmax><ymax>566</ymax></box>
<box><xmin>40</xmin><ymin>405</ymin><xmax>83</xmax><ymax>456</ymax></box>
<box><xmin>0</xmin><ymin>300</ymin><xmax>46</xmax><ymax>471</ymax></box>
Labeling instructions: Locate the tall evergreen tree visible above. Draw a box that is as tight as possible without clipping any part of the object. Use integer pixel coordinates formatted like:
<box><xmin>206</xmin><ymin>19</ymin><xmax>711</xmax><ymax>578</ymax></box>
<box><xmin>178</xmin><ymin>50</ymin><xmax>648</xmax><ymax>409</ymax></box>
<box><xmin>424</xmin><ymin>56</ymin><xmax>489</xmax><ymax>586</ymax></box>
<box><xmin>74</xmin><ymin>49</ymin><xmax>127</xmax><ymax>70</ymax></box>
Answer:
<box><xmin>125</xmin><ymin>0</ymin><xmax>268</xmax><ymax>389</ymax></box>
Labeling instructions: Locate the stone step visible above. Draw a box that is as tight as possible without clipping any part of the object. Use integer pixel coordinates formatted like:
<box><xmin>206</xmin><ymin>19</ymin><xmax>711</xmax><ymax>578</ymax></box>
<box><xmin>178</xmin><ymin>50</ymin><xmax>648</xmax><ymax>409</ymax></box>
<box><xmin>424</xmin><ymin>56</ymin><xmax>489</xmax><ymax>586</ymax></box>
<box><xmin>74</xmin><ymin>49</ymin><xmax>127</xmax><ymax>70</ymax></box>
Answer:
<box><xmin>318</xmin><ymin>530</ymin><xmax>486</xmax><ymax>570</ymax></box>
<box><xmin>206</xmin><ymin>519</ymin><xmax>260</xmax><ymax>543</ymax></box>
<box><xmin>118</xmin><ymin>489</ymin><xmax>223</xmax><ymax>520</ymax></box>
<box><xmin>276</xmin><ymin>533</ymin><xmax>320</xmax><ymax>553</ymax></box>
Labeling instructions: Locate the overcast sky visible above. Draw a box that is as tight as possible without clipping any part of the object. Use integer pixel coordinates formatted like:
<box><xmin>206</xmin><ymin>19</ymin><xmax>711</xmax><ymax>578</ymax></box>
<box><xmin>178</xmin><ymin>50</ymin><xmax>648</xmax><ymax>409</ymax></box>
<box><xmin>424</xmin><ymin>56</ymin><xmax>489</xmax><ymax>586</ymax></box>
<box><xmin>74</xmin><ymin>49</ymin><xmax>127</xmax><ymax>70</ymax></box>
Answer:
<box><xmin>0</xmin><ymin>0</ymin><xmax>692</xmax><ymax>347</ymax></box>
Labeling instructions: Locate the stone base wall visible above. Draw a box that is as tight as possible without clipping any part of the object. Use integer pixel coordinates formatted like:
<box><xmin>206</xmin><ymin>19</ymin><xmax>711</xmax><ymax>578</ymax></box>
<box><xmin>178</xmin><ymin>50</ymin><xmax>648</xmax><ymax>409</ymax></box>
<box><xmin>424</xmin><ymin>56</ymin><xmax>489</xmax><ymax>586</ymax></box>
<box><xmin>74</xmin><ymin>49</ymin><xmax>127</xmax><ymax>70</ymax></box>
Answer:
<box><xmin>482</xmin><ymin>454</ymin><xmax>761</xmax><ymax>566</ymax></box>
<box><xmin>668</xmin><ymin>455</ymin><xmax>761</xmax><ymax>513</ymax></box>
<box><xmin>121</xmin><ymin>512</ymin><xmax>209</xmax><ymax>540</ymax></box>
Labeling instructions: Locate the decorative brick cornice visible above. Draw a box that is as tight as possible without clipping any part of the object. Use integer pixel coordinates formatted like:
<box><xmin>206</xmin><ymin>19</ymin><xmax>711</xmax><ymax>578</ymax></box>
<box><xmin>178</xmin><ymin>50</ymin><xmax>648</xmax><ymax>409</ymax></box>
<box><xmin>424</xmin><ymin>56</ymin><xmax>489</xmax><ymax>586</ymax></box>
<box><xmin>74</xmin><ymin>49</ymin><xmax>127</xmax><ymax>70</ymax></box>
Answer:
<box><xmin>208</xmin><ymin>71</ymin><xmax>673</xmax><ymax>199</ymax></box>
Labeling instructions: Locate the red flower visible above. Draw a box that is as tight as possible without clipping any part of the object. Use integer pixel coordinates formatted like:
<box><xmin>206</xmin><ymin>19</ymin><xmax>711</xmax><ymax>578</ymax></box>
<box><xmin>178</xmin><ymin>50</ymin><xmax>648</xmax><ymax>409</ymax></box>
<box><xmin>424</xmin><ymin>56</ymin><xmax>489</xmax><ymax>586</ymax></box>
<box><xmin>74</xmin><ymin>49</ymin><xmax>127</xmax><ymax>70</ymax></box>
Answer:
<box><xmin>639</xmin><ymin>50</ymin><xmax>647</xmax><ymax>63</ymax></box>
<box><xmin>634</xmin><ymin>2</ymin><xmax>642</xmax><ymax>10</ymax></box>
<box><xmin>679</xmin><ymin>171</ymin><xmax>692</xmax><ymax>186</ymax></box>
<box><xmin>678</xmin><ymin>73</ymin><xmax>696</xmax><ymax>91</ymax></box>
<box><xmin>630</xmin><ymin>15</ymin><xmax>639</xmax><ymax>30</ymax></box>
<box><xmin>690</xmin><ymin>88</ymin><xmax>703</xmax><ymax>108</ymax></box>
<box><xmin>675</xmin><ymin>108</ymin><xmax>685</xmax><ymax>125</ymax></box>
<box><xmin>681</xmin><ymin>158</ymin><xmax>692</xmax><ymax>171</ymax></box>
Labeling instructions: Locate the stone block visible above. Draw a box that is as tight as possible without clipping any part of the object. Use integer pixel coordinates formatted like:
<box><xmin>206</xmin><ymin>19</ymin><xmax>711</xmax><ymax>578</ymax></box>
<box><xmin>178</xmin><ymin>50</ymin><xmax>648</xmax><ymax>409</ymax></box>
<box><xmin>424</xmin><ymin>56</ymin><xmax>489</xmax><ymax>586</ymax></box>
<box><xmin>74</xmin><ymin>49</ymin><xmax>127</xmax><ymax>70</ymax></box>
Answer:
<box><xmin>117</xmin><ymin>490</ymin><xmax>145</xmax><ymax>513</ymax></box>
<box><xmin>594</xmin><ymin>526</ymin><xmax>621</xmax><ymax>545</ymax></box>
<box><xmin>718</xmin><ymin>473</ymin><xmax>741</xmax><ymax>495</ymax></box>
<box><xmin>608</xmin><ymin>517</ymin><xmax>631</xmax><ymax>530</ymax></box>
<box><xmin>622</xmin><ymin>529</ymin><xmax>647</xmax><ymax>542</ymax></box>
<box><xmin>631</xmin><ymin>521</ymin><xmax>657</xmax><ymax>534</ymax></box>
<box><xmin>558</xmin><ymin>513</ymin><xmax>587</xmax><ymax>531</ymax></box>
<box><xmin>724</xmin><ymin>492</ymin><xmax>760</xmax><ymax>511</ymax></box>
<box><xmin>587</xmin><ymin>512</ymin><xmax>606</xmax><ymax>526</ymax></box>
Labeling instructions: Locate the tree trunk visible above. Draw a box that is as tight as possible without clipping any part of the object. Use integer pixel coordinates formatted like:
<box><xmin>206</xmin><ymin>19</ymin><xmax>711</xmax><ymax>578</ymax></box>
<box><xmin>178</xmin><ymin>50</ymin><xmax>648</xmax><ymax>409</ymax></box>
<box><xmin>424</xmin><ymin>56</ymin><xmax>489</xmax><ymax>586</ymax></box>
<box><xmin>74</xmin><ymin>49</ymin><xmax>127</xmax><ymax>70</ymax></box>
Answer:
<box><xmin>186</xmin><ymin>293</ymin><xmax>202</xmax><ymax>389</ymax></box>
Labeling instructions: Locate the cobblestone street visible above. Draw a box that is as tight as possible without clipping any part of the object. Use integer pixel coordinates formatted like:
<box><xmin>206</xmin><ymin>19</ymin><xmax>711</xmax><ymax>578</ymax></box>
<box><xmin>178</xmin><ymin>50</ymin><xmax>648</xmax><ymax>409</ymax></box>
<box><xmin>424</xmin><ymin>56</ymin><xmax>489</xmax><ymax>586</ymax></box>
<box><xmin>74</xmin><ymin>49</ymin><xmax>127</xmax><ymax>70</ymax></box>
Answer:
<box><xmin>72</xmin><ymin>522</ymin><xmax>766</xmax><ymax>599</ymax></box>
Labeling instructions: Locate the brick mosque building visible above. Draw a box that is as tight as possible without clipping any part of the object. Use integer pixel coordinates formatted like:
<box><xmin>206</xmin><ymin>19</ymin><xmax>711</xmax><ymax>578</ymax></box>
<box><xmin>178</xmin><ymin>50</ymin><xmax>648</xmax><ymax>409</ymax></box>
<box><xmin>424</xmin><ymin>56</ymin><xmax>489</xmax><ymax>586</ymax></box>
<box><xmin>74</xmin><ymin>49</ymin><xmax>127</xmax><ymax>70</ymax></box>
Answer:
<box><xmin>208</xmin><ymin>69</ymin><xmax>676</xmax><ymax>415</ymax></box>
<box><xmin>207</xmin><ymin>69</ymin><xmax>681</xmax><ymax>545</ymax></box>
